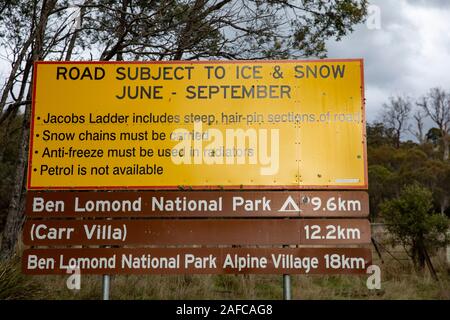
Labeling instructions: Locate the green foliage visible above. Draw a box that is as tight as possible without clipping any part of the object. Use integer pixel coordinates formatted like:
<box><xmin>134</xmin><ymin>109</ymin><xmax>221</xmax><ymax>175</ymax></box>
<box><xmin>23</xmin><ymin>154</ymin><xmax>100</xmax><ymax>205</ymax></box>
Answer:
<box><xmin>367</xmin><ymin>122</ymin><xmax>396</xmax><ymax>148</ymax></box>
<box><xmin>368</xmin><ymin>165</ymin><xmax>394</xmax><ymax>217</ymax></box>
<box><xmin>367</xmin><ymin>122</ymin><xmax>450</xmax><ymax>219</ymax></box>
<box><xmin>426</xmin><ymin>128</ymin><xmax>443</xmax><ymax>145</ymax></box>
<box><xmin>75</xmin><ymin>0</ymin><xmax>368</xmax><ymax>60</ymax></box>
<box><xmin>380</xmin><ymin>184</ymin><xmax>449</xmax><ymax>269</ymax></box>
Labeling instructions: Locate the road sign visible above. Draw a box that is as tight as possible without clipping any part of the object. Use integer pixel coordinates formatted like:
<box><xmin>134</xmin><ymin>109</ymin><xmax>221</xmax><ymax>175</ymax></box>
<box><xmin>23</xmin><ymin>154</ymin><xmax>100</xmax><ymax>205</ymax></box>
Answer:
<box><xmin>25</xmin><ymin>190</ymin><xmax>369</xmax><ymax>218</ymax></box>
<box><xmin>28</xmin><ymin>59</ymin><xmax>366</xmax><ymax>190</ymax></box>
<box><xmin>22</xmin><ymin>247</ymin><xmax>372</xmax><ymax>275</ymax></box>
<box><xmin>23</xmin><ymin>219</ymin><xmax>371</xmax><ymax>246</ymax></box>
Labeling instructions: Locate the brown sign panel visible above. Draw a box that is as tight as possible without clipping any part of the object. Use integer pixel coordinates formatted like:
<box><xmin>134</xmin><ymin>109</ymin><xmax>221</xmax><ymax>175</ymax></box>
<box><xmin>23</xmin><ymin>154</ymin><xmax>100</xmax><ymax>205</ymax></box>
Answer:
<box><xmin>25</xmin><ymin>191</ymin><xmax>369</xmax><ymax>218</ymax></box>
<box><xmin>22</xmin><ymin>247</ymin><xmax>372</xmax><ymax>275</ymax></box>
<box><xmin>23</xmin><ymin>219</ymin><xmax>371</xmax><ymax>246</ymax></box>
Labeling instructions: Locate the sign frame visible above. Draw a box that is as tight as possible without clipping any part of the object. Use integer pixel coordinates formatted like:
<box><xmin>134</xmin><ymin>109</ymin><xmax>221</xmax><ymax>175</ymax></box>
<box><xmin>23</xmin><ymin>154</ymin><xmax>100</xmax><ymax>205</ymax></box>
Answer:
<box><xmin>27</xmin><ymin>59</ymin><xmax>367</xmax><ymax>191</ymax></box>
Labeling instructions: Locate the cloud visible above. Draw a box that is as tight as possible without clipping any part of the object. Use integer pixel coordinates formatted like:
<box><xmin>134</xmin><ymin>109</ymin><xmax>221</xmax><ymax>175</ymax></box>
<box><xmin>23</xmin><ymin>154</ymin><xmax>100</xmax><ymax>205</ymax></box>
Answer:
<box><xmin>326</xmin><ymin>0</ymin><xmax>450</xmax><ymax>128</ymax></box>
<box><xmin>406</xmin><ymin>0</ymin><xmax>450</xmax><ymax>8</ymax></box>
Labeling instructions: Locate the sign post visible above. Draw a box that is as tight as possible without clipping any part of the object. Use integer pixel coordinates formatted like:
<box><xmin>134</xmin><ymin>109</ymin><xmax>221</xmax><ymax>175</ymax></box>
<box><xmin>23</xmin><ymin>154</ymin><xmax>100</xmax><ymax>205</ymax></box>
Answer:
<box><xmin>283</xmin><ymin>244</ymin><xmax>292</xmax><ymax>300</ymax></box>
<box><xmin>283</xmin><ymin>274</ymin><xmax>292</xmax><ymax>300</ymax></box>
<box><xmin>102</xmin><ymin>274</ymin><xmax>110</xmax><ymax>300</ymax></box>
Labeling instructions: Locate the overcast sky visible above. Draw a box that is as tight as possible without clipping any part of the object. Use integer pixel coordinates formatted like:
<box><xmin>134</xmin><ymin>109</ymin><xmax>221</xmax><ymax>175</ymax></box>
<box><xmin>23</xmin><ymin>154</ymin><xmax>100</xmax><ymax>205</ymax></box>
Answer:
<box><xmin>326</xmin><ymin>0</ymin><xmax>450</xmax><ymax>124</ymax></box>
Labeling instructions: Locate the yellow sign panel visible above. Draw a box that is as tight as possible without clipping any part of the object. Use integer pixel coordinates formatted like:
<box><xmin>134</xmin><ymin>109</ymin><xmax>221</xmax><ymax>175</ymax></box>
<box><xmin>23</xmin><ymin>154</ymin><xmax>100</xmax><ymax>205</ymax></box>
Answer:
<box><xmin>28</xmin><ymin>60</ymin><xmax>367</xmax><ymax>190</ymax></box>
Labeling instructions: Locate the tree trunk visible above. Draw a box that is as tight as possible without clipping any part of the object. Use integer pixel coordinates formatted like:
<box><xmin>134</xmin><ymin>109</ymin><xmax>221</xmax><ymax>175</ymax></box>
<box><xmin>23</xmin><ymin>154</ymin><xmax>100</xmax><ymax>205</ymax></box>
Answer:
<box><xmin>0</xmin><ymin>109</ymin><xmax>19</xmax><ymax>163</ymax></box>
<box><xmin>443</xmin><ymin>134</ymin><xmax>449</xmax><ymax>161</ymax></box>
<box><xmin>423</xmin><ymin>247</ymin><xmax>438</xmax><ymax>281</ymax></box>
<box><xmin>371</xmin><ymin>237</ymin><xmax>384</xmax><ymax>264</ymax></box>
<box><xmin>0</xmin><ymin>90</ymin><xmax>32</xmax><ymax>260</ymax></box>
<box><xmin>412</xmin><ymin>241</ymin><xmax>426</xmax><ymax>271</ymax></box>
<box><xmin>0</xmin><ymin>0</ymin><xmax>57</xmax><ymax>261</ymax></box>
<box><xmin>0</xmin><ymin>60</ymin><xmax>32</xmax><ymax>162</ymax></box>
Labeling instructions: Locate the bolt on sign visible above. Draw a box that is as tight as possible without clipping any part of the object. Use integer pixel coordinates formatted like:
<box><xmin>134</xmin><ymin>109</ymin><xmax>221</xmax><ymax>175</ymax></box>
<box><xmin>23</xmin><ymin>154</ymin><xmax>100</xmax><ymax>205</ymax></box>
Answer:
<box><xmin>27</xmin><ymin>59</ymin><xmax>366</xmax><ymax>190</ymax></box>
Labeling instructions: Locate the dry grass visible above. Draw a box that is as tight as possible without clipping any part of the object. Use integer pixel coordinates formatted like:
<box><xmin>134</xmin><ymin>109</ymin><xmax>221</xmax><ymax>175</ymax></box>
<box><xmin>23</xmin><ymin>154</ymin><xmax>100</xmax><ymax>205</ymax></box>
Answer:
<box><xmin>0</xmin><ymin>257</ymin><xmax>43</xmax><ymax>299</ymax></box>
<box><xmin>1</xmin><ymin>249</ymin><xmax>448</xmax><ymax>300</ymax></box>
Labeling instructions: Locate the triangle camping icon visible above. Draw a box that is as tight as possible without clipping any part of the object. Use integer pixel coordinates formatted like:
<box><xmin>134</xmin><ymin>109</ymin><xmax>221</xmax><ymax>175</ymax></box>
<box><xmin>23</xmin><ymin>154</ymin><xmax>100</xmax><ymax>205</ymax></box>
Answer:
<box><xmin>278</xmin><ymin>195</ymin><xmax>301</xmax><ymax>212</ymax></box>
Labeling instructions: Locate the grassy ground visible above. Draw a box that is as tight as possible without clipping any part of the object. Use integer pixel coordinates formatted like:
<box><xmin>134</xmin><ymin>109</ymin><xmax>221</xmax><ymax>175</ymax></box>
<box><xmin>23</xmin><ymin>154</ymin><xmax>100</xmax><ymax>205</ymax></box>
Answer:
<box><xmin>1</xmin><ymin>249</ymin><xmax>449</xmax><ymax>300</ymax></box>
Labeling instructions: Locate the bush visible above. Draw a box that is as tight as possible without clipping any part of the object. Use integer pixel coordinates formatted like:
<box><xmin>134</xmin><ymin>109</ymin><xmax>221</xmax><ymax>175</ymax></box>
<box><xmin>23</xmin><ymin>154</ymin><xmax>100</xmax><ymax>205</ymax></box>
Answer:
<box><xmin>380</xmin><ymin>184</ymin><xmax>449</xmax><ymax>270</ymax></box>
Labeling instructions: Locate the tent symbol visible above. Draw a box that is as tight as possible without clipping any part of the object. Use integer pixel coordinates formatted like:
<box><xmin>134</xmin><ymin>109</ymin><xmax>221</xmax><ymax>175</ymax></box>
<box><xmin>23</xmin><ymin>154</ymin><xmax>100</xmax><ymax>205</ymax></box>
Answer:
<box><xmin>278</xmin><ymin>196</ymin><xmax>301</xmax><ymax>212</ymax></box>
